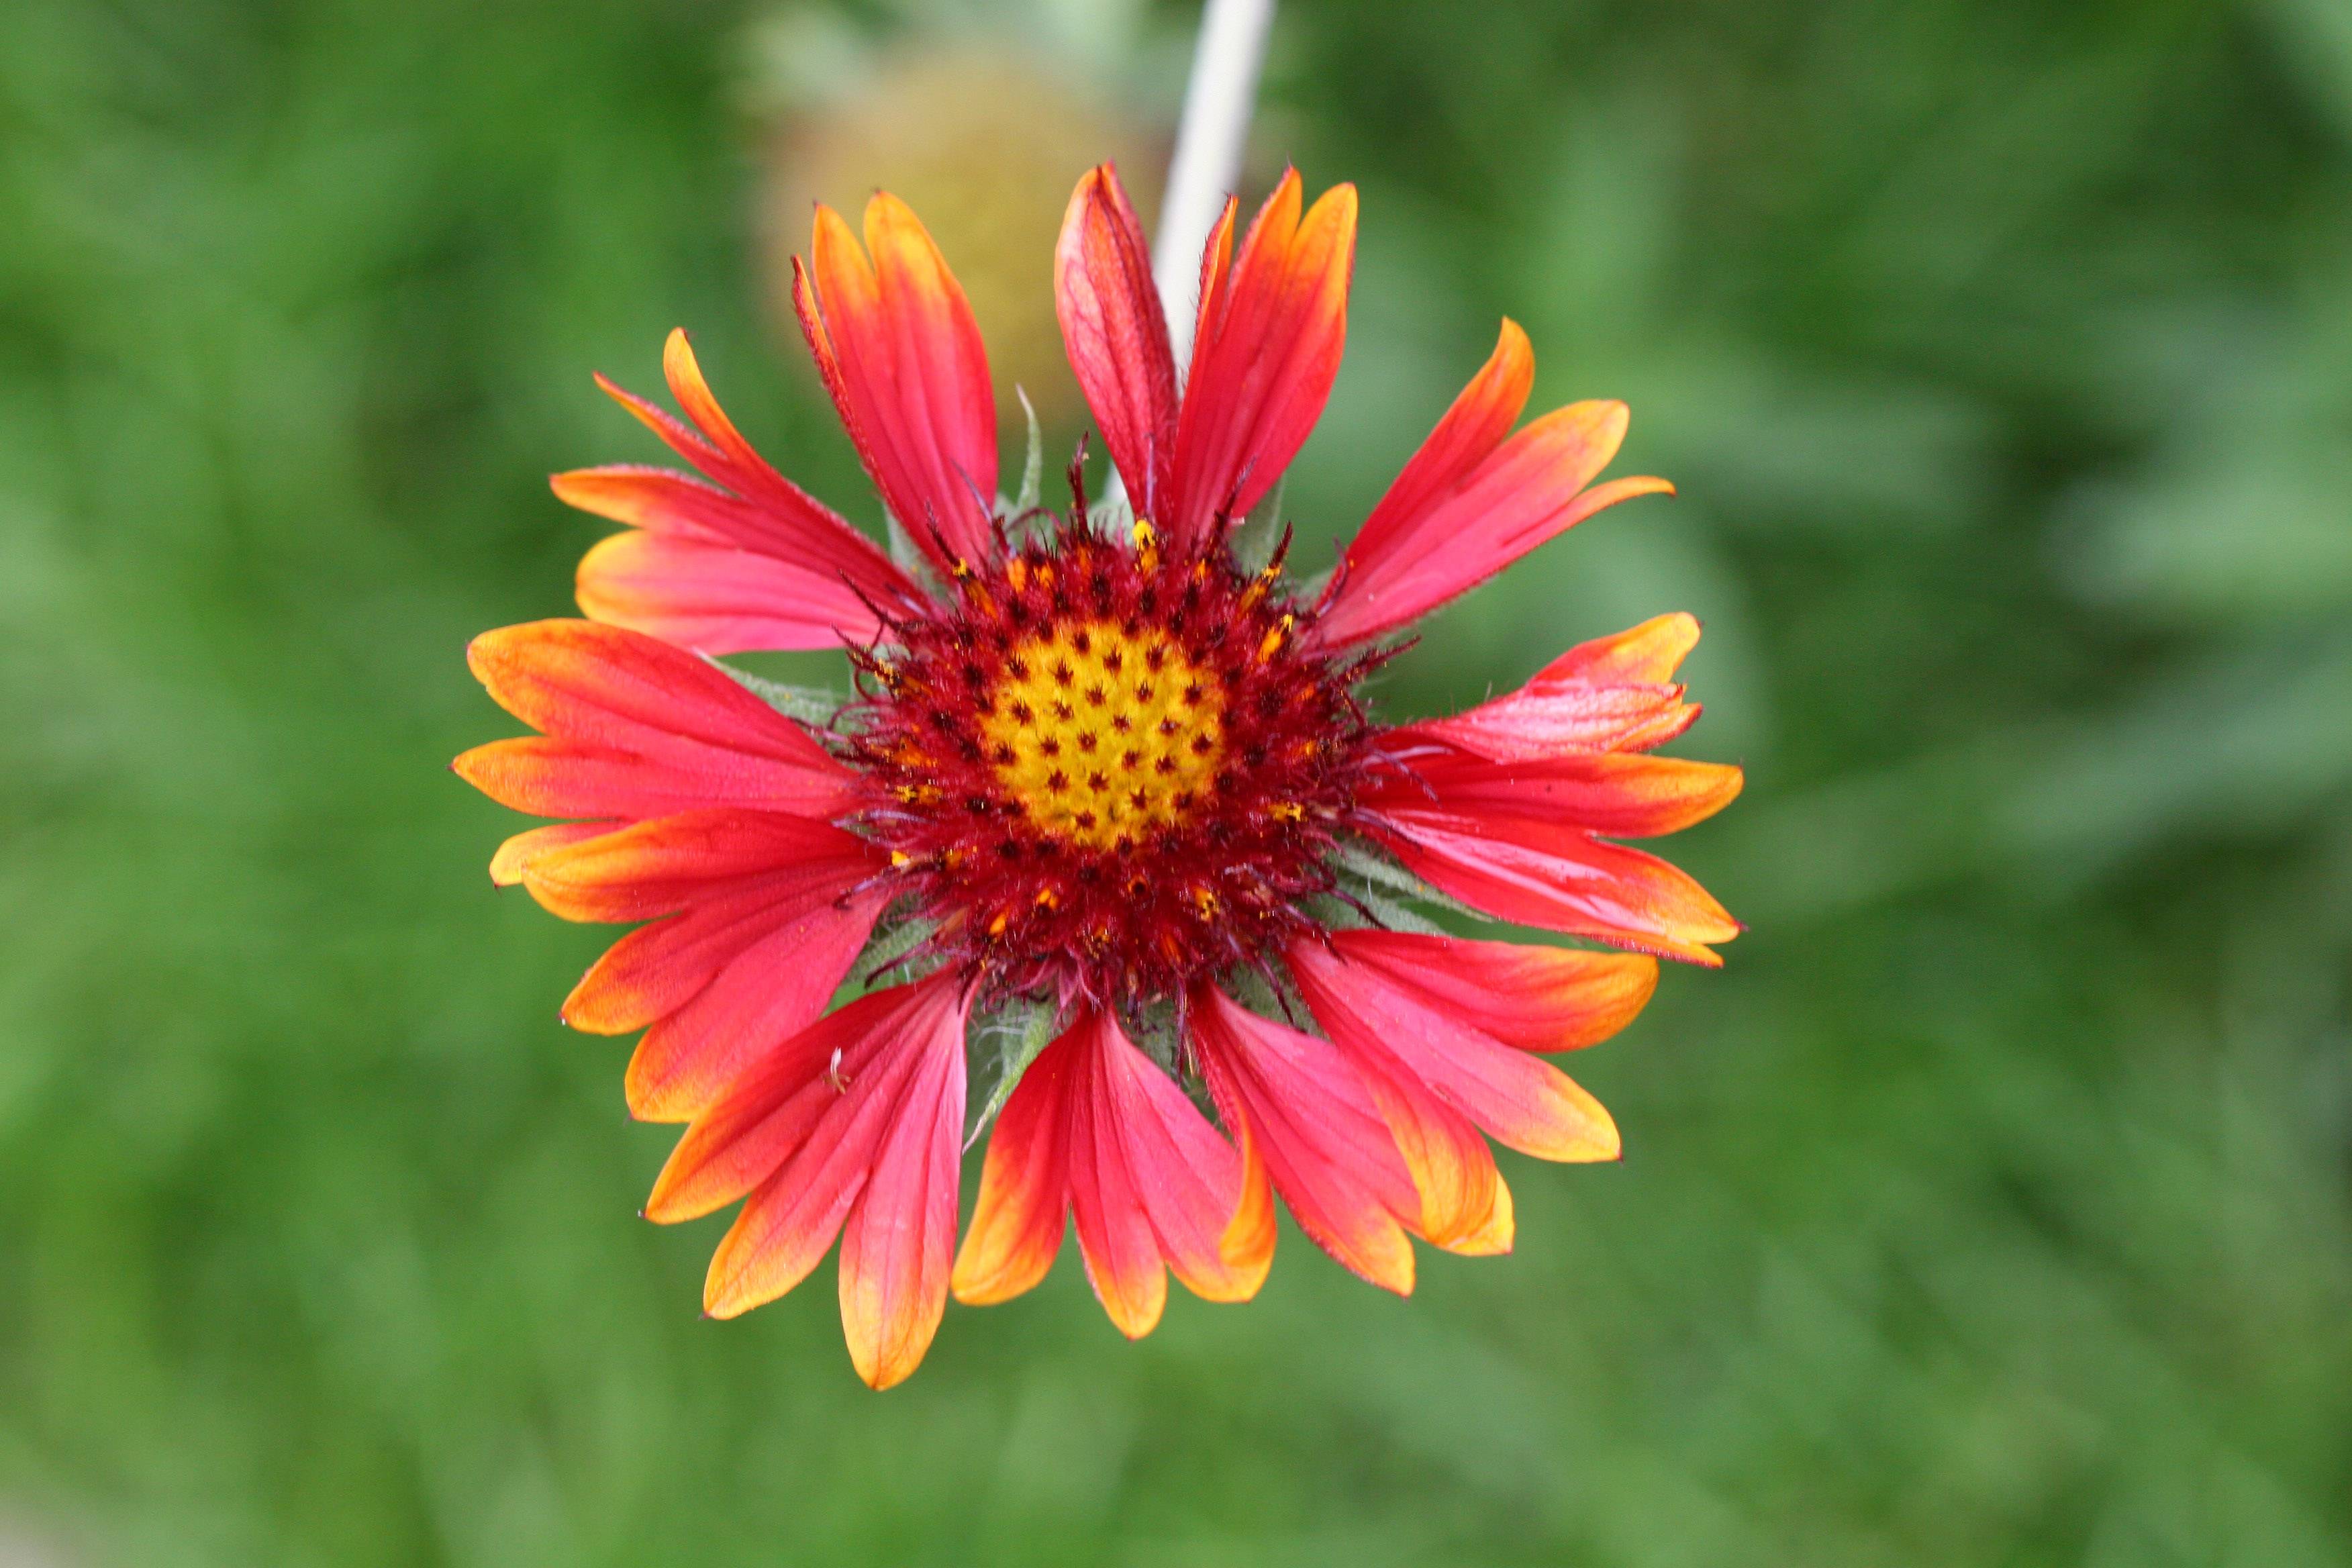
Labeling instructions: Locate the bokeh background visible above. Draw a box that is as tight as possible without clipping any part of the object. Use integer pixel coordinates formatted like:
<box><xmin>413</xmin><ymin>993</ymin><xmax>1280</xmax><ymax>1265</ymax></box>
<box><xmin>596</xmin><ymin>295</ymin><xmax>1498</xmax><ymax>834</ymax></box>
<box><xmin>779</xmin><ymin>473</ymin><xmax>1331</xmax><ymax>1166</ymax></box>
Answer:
<box><xmin>4</xmin><ymin>0</ymin><xmax>2349</xmax><ymax>1562</ymax></box>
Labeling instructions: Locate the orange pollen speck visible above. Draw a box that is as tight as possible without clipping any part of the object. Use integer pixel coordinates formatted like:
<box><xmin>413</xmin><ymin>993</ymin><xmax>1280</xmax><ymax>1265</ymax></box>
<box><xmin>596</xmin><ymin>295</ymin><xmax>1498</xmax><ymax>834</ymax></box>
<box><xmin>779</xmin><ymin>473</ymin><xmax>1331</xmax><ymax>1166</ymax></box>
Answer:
<box><xmin>1258</xmin><ymin>614</ymin><xmax>1293</xmax><ymax>661</ymax></box>
<box><xmin>979</xmin><ymin>620</ymin><xmax>1227</xmax><ymax>850</ymax></box>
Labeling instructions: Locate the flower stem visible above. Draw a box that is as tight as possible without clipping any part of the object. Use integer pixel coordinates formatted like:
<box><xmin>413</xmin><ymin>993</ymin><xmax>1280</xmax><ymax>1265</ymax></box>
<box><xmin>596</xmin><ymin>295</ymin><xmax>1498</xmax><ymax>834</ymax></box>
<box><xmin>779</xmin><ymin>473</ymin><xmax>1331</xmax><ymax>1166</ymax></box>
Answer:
<box><xmin>1154</xmin><ymin>0</ymin><xmax>1274</xmax><ymax>375</ymax></box>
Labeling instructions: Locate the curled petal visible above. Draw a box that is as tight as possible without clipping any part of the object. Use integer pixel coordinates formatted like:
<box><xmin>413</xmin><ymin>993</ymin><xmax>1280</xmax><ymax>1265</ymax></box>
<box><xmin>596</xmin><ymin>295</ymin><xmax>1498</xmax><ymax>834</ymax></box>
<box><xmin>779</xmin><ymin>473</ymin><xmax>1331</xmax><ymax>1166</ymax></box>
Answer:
<box><xmin>1403</xmin><ymin>681</ymin><xmax>1698</xmax><ymax>762</ymax></box>
<box><xmin>1447</xmin><ymin>1174</ymin><xmax>1516</xmax><ymax>1257</ymax></box>
<box><xmin>1540</xmin><ymin>611</ymin><xmax>1702</xmax><ymax>687</ymax></box>
<box><xmin>1190</xmin><ymin>195</ymin><xmax>1239</xmax><ymax>371</ymax></box>
<box><xmin>1056</xmin><ymin>164</ymin><xmax>1179</xmax><ymax>519</ymax></box>
<box><xmin>795</xmin><ymin>195</ymin><xmax>996</xmax><ymax>572</ymax></box>
<box><xmin>1187</xmin><ymin>985</ymin><xmax>1417</xmax><ymax>1293</ymax></box>
<box><xmin>1318</xmin><ymin>396</ymin><xmax>1671</xmax><ymax>646</ymax></box>
<box><xmin>1401</xmin><ymin>613</ymin><xmax>1705</xmax><ymax>761</ymax></box>
<box><xmin>1220</xmin><ymin>1120</ymin><xmax>1278</xmax><ymax>1288</ymax></box>
<box><xmin>1166</xmin><ymin>170</ymin><xmax>1357</xmax><ymax>546</ymax></box>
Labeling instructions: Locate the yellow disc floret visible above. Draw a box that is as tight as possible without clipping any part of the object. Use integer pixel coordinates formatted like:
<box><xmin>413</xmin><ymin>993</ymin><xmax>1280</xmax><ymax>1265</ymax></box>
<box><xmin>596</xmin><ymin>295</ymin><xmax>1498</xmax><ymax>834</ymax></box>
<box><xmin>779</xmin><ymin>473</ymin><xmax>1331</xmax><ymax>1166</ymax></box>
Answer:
<box><xmin>980</xmin><ymin>619</ymin><xmax>1226</xmax><ymax>850</ymax></box>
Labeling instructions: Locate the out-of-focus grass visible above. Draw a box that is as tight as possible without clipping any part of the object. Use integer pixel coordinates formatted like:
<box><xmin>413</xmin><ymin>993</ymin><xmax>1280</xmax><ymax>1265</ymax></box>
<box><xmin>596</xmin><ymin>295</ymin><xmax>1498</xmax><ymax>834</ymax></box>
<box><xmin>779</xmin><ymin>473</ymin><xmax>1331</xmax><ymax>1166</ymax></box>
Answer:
<box><xmin>1</xmin><ymin>1</ymin><xmax>2346</xmax><ymax>1563</ymax></box>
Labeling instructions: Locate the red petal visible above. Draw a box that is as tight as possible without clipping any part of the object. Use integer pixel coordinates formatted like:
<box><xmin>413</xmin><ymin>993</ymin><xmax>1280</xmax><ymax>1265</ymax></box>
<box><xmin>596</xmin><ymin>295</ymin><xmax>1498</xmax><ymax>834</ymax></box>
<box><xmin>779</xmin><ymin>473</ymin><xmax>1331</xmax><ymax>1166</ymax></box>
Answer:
<box><xmin>1373</xmin><ymin>812</ymin><xmax>1738</xmax><ymax>967</ymax></box>
<box><xmin>464</xmin><ymin>619</ymin><xmax>839</xmax><ymax>767</ymax></box>
<box><xmin>1067</xmin><ymin>1010</ymin><xmax>1256</xmax><ymax>1336</ymax></box>
<box><xmin>1402</xmin><ymin>681</ymin><xmax>1698</xmax><ymax>761</ymax></box>
<box><xmin>1292</xmin><ymin>959</ymin><xmax>1510</xmax><ymax>1253</ymax></box>
<box><xmin>835</xmin><ymin>986</ymin><xmax>968</xmax><ymax>1388</ymax></box>
<box><xmin>554</xmin><ymin>465</ymin><xmax>903</xmax><ymax>601</ymax></box>
<box><xmin>1101</xmin><ymin>1025</ymin><xmax>1267</xmax><ymax>1309</ymax></box>
<box><xmin>701</xmin><ymin>1150</ymin><xmax>864</xmax><ymax>1327</ymax></box>
<box><xmin>675</xmin><ymin>977</ymin><xmax>968</xmax><ymax>1356</ymax></box>
<box><xmin>554</xmin><ymin>471</ymin><xmax>750</xmax><ymax>540</ymax></box>
<box><xmin>513</xmin><ymin>807</ymin><xmax>875</xmax><ymax>924</ymax></box>
<box><xmin>1325</xmin><ymin>928</ymin><xmax>1657</xmax><ymax>1053</ymax></box>
<box><xmin>1187</xmin><ymin>985</ymin><xmax>1416</xmax><ymax>1293</ymax></box>
<box><xmin>658</xmin><ymin>328</ymin><xmax>879</xmax><ymax>539</ymax></box>
<box><xmin>589</xmin><ymin>330</ymin><xmax>867</xmax><ymax>532</ymax></box>
<box><xmin>1190</xmin><ymin>195</ymin><xmax>1239</xmax><ymax>366</ymax></box>
<box><xmin>1401</xmin><ymin>613</ymin><xmax>1706</xmax><ymax>759</ymax></box>
<box><xmin>619</xmin><ymin>883</ymin><xmax>887</xmax><ymax>1123</ymax></box>
<box><xmin>564</xmin><ymin>867</ymin><xmax>872</xmax><ymax>1032</ymax></box>
<box><xmin>1316</xmin><ymin>397</ymin><xmax>1671</xmax><ymax>646</ymax></box>
<box><xmin>486</xmin><ymin>822</ymin><xmax>611</xmax><ymax>887</ymax></box>
<box><xmin>1062</xmin><ymin>1020</ymin><xmax>1166</xmax><ymax>1337</ymax></box>
<box><xmin>953</xmin><ymin>1010</ymin><xmax>1259</xmax><ymax>1337</ymax></box>
<box><xmin>1540</xmin><ymin>611</ymin><xmax>1702</xmax><ymax>686</ymax></box>
<box><xmin>560</xmin><ymin>331</ymin><xmax>916</xmax><ymax>654</ymax></box>
<box><xmin>1165</xmin><ymin>170</ymin><xmax>1356</xmax><ymax>547</ymax></box>
<box><xmin>1370</xmin><ymin>749</ymin><xmax>1745</xmax><ymax>840</ymax></box>
<box><xmin>516</xmin><ymin>813</ymin><xmax>887</xmax><ymax>1126</ymax></box>
<box><xmin>646</xmin><ymin>981</ymin><xmax>936</xmax><ymax>1224</ymax></box>
<box><xmin>574</xmin><ymin>529</ymin><xmax>883</xmax><ymax>655</ymax></box>
<box><xmin>1055</xmin><ymin>164</ymin><xmax>1179</xmax><ymax>520</ymax></box>
<box><xmin>552</xmin><ymin>464</ymin><xmax>898</xmax><ymax>597</ymax></box>
<box><xmin>456</xmin><ymin>620</ymin><xmax>856</xmax><ymax>823</ymax></box>
<box><xmin>795</xmin><ymin>196</ymin><xmax>996</xmax><ymax>572</ymax></box>
<box><xmin>950</xmin><ymin>1028</ymin><xmax>1075</xmax><ymax>1308</ymax></box>
<box><xmin>452</xmin><ymin>734</ymin><xmax>853</xmax><ymax>826</ymax></box>
<box><xmin>1292</xmin><ymin>937</ymin><xmax>1620</xmax><ymax>1175</ymax></box>
<box><xmin>1342</xmin><ymin>320</ymin><xmax>1534</xmax><ymax>571</ymax></box>
<box><xmin>1220</xmin><ymin>1120</ymin><xmax>1279</xmax><ymax>1287</ymax></box>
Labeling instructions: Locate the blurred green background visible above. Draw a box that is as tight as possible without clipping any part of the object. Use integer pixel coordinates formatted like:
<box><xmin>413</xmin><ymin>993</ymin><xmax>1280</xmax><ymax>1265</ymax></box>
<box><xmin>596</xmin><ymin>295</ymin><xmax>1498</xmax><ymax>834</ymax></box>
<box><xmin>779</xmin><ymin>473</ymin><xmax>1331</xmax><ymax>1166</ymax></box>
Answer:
<box><xmin>4</xmin><ymin>0</ymin><xmax>2349</xmax><ymax>1562</ymax></box>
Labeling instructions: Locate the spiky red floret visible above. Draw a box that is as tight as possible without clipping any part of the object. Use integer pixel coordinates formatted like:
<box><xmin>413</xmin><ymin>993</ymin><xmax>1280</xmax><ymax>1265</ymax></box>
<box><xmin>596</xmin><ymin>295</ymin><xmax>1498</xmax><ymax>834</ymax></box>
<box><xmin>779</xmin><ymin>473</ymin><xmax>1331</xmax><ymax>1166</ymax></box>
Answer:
<box><xmin>842</xmin><ymin>523</ymin><xmax>1384</xmax><ymax>1008</ymax></box>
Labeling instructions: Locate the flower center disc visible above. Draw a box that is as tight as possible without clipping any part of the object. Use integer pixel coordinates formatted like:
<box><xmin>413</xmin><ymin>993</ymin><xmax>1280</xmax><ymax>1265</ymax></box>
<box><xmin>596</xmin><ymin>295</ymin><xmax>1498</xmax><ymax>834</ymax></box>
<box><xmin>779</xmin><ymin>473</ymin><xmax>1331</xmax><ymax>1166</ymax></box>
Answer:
<box><xmin>846</xmin><ymin>528</ymin><xmax>1380</xmax><ymax>1004</ymax></box>
<box><xmin>980</xmin><ymin>621</ymin><xmax>1226</xmax><ymax>851</ymax></box>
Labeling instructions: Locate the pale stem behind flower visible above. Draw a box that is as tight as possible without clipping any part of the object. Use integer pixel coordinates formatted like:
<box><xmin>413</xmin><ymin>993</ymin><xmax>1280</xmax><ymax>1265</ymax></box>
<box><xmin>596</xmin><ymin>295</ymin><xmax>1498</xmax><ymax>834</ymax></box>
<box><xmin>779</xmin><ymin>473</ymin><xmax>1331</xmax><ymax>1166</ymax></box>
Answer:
<box><xmin>1155</xmin><ymin>0</ymin><xmax>1274</xmax><ymax>374</ymax></box>
<box><xmin>1101</xmin><ymin>0</ymin><xmax>1272</xmax><ymax>517</ymax></box>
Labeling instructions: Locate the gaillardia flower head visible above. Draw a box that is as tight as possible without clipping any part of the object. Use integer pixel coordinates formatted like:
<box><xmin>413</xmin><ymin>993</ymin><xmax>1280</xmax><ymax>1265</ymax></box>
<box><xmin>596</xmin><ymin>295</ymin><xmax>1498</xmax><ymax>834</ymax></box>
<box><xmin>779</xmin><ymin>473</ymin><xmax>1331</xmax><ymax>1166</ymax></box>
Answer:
<box><xmin>458</xmin><ymin>164</ymin><xmax>1741</xmax><ymax>1386</ymax></box>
